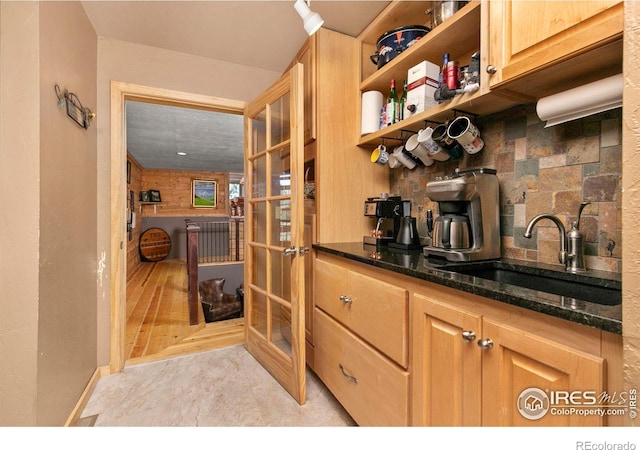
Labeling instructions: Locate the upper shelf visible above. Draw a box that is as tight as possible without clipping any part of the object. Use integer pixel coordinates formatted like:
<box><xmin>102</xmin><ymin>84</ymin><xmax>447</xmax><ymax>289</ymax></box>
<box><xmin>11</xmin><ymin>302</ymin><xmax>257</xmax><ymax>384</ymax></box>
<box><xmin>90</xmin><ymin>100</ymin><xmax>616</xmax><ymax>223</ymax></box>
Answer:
<box><xmin>357</xmin><ymin>1</ymin><xmax>524</xmax><ymax>148</ymax></box>
<box><xmin>360</xmin><ymin>1</ymin><xmax>481</xmax><ymax>94</ymax></box>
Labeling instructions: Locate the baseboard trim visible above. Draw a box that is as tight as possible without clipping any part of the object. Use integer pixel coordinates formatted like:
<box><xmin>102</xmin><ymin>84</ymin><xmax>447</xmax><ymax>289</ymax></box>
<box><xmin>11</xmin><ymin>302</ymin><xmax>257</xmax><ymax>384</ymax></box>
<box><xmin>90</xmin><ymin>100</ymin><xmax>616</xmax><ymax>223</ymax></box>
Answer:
<box><xmin>64</xmin><ymin>365</ymin><xmax>110</xmax><ymax>426</ymax></box>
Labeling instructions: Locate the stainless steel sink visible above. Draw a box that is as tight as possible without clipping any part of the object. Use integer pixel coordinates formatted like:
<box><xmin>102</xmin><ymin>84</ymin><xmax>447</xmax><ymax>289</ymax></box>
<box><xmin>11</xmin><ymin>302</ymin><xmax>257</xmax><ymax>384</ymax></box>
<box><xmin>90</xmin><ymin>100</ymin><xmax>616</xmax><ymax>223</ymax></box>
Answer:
<box><xmin>444</xmin><ymin>260</ymin><xmax>621</xmax><ymax>306</ymax></box>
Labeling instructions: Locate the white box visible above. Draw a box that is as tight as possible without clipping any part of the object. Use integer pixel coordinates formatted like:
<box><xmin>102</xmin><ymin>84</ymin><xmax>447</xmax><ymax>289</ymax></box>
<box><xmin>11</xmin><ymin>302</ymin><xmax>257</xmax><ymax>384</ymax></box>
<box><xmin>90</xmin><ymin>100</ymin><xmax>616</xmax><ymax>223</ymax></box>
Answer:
<box><xmin>406</xmin><ymin>61</ymin><xmax>440</xmax><ymax>117</ymax></box>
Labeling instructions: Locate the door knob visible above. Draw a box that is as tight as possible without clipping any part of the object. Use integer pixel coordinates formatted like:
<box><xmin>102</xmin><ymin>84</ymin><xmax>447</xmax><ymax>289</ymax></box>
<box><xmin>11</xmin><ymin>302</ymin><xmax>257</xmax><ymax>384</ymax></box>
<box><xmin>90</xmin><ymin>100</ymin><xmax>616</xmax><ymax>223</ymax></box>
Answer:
<box><xmin>282</xmin><ymin>246</ymin><xmax>297</xmax><ymax>256</ymax></box>
<box><xmin>477</xmin><ymin>338</ymin><xmax>494</xmax><ymax>349</ymax></box>
<box><xmin>486</xmin><ymin>65</ymin><xmax>497</xmax><ymax>74</ymax></box>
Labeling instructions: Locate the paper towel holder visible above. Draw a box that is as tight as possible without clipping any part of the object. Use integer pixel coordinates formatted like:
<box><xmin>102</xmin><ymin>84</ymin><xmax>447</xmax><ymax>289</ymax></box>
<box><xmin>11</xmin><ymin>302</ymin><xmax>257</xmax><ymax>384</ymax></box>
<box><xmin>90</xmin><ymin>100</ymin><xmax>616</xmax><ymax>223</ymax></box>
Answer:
<box><xmin>536</xmin><ymin>74</ymin><xmax>622</xmax><ymax>127</ymax></box>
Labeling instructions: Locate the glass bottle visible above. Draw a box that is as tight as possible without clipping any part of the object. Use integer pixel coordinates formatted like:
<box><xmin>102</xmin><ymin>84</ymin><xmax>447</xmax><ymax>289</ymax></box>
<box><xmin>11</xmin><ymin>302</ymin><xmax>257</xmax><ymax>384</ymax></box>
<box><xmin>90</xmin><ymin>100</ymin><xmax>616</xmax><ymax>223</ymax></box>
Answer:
<box><xmin>399</xmin><ymin>79</ymin><xmax>408</xmax><ymax>121</ymax></box>
<box><xmin>386</xmin><ymin>79</ymin><xmax>399</xmax><ymax>127</ymax></box>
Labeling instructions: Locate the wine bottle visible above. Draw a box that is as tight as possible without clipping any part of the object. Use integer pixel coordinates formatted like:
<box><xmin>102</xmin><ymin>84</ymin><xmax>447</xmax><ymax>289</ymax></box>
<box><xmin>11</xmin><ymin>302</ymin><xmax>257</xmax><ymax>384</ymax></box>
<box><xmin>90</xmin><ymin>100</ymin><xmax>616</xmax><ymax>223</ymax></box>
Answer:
<box><xmin>399</xmin><ymin>79</ymin><xmax>408</xmax><ymax>121</ymax></box>
<box><xmin>386</xmin><ymin>79</ymin><xmax>398</xmax><ymax>127</ymax></box>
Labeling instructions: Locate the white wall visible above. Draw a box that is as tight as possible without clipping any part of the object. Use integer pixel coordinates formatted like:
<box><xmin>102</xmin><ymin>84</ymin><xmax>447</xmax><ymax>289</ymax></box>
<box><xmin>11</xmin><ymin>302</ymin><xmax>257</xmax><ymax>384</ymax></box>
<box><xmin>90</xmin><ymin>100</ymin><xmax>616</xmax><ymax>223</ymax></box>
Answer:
<box><xmin>95</xmin><ymin>38</ymin><xmax>281</xmax><ymax>364</ymax></box>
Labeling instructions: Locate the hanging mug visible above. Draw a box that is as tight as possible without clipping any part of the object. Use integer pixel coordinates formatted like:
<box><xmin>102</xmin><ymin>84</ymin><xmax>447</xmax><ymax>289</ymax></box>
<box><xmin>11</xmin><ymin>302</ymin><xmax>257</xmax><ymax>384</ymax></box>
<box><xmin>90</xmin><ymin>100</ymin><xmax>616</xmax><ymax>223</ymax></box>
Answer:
<box><xmin>371</xmin><ymin>144</ymin><xmax>390</xmax><ymax>165</ymax></box>
<box><xmin>418</xmin><ymin>127</ymin><xmax>449</xmax><ymax>161</ymax></box>
<box><xmin>447</xmin><ymin>116</ymin><xmax>484</xmax><ymax>154</ymax></box>
<box><xmin>392</xmin><ymin>145</ymin><xmax>417</xmax><ymax>169</ymax></box>
<box><xmin>432</xmin><ymin>123</ymin><xmax>464</xmax><ymax>160</ymax></box>
<box><xmin>405</xmin><ymin>133</ymin><xmax>435</xmax><ymax>166</ymax></box>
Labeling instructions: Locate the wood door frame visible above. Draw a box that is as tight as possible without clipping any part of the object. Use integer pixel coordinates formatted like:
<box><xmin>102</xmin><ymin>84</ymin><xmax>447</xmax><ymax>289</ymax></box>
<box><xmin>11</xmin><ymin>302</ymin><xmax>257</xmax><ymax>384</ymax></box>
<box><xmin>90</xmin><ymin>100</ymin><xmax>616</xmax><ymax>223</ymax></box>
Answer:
<box><xmin>109</xmin><ymin>81</ymin><xmax>245</xmax><ymax>373</ymax></box>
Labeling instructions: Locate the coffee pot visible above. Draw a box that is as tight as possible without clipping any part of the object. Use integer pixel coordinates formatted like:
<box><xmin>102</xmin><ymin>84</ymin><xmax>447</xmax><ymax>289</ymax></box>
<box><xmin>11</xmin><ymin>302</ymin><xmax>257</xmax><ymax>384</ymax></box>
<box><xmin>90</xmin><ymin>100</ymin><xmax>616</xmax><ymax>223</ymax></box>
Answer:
<box><xmin>392</xmin><ymin>216</ymin><xmax>422</xmax><ymax>249</ymax></box>
<box><xmin>432</xmin><ymin>214</ymin><xmax>471</xmax><ymax>249</ymax></box>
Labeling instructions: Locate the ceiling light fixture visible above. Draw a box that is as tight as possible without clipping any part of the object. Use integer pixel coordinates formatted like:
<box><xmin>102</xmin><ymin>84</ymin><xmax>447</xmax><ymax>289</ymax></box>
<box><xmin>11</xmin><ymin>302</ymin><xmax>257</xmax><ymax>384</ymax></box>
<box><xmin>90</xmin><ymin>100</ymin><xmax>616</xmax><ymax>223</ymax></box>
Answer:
<box><xmin>177</xmin><ymin>152</ymin><xmax>187</xmax><ymax>156</ymax></box>
<box><xmin>294</xmin><ymin>0</ymin><xmax>324</xmax><ymax>36</ymax></box>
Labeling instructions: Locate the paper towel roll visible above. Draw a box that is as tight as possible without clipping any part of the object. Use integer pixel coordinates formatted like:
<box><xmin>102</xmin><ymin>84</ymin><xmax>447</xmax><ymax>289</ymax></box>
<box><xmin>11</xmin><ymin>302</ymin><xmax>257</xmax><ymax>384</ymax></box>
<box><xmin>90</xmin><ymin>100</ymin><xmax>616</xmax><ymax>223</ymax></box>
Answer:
<box><xmin>536</xmin><ymin>74</ymin><xmax>622</xmax><ymax>127</ymax></box>
<box><xmin>361</xmin><ymin>91</ymin><xmax>383</xmax><ymax>135</ymax></box>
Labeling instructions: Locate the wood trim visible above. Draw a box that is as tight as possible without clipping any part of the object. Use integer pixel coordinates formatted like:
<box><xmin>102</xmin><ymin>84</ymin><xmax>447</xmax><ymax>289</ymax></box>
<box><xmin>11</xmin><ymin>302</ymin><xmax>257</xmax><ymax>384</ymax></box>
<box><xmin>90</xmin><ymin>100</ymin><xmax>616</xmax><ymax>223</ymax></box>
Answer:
<box><xmin>64</xmin><ymin>365</ymin><xmax>110</xmax><ymax>426</ymax></box>
<box><xmin>110</xmin><ymin>81</ymin><xmax>245</xmax><ymax>373</ymax></box>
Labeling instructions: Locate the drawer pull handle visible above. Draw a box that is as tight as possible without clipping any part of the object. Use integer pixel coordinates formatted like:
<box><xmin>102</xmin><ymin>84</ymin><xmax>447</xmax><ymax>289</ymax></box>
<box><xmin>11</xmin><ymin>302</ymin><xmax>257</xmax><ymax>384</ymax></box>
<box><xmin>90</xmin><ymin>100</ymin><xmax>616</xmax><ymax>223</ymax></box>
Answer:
<box><xmin>339</xmin><ymin>363</ymin><xmax>358</xmax><ymax>384</ymax></box>
<box><xmin>462</xmin><ymin>330</ymin><xmax>476</xmax><ymax>342</ymax></box>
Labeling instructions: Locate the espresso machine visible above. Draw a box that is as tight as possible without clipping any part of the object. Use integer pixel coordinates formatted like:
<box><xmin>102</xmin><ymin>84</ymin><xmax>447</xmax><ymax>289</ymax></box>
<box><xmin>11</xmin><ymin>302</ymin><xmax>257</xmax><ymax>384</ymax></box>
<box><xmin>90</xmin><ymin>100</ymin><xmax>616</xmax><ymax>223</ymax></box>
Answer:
<box><xmin>364</xmin><ymin>195</ymin><xmax>423</xmax><ymax>249</ymax></box>
<box><xmin>364</xmin><ymin>195</ymin><xmax>404</xmax><ymax>246</ymax></box>
<box><xmin>424</xmin><ymin>168</ymin><xmax>500</xmax><ymax>261</ymax></box>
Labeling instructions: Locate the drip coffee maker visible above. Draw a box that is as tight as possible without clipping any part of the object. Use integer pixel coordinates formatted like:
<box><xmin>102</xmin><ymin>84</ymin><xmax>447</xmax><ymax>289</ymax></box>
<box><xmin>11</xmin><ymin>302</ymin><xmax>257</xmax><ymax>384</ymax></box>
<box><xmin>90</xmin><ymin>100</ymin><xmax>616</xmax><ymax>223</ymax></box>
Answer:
<box><xmin>424</xmin><ymin>168</ymin><xmax>500</xmax><ymax>261</ymax></box>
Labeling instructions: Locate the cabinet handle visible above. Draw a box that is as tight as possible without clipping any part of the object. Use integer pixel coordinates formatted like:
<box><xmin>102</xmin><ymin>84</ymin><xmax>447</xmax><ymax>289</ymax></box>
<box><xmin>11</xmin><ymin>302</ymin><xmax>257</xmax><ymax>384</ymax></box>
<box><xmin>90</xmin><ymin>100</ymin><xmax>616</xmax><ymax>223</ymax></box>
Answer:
<box><xmin>486</xmin><ymin>65</ymin><xmax>497</xmax><ymax>74</ymax></box>
<box><xmin>477</xmin><ymin>338</ymin><xmax>494</xmax><ymax>350</ymax></box>
<box><xmin>339</xmin><ymin>363</ymin><xmax>358</xmax><ymax>384</ymax></box>
<box><xmin>339</xmin><ymin>295</ymin><xmax>353</xmax><ymax>305</ymax></box>
<box><xmin>299</xmin><ymin>246</ymin><xmax>310</xmax><ymax>256</ymax></box>
<box><xmin>462</xmin><ymin>330</ymin><xmax>476</xmax><ymax>342</ymax></box>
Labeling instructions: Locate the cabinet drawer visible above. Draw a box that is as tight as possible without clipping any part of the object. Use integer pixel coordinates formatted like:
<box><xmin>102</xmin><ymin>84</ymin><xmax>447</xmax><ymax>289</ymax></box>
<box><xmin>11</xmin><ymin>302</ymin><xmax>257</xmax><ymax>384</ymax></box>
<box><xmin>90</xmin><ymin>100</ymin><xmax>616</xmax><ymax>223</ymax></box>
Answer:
<box><xmin>315</xmin><ymin>258</ymin><xmax>409</xmax><ymax>367</ymax></box>
<box><xmin>314</xmin><ymin>309</ymin><xmax>409</xmax><ymax>426</ymax></box>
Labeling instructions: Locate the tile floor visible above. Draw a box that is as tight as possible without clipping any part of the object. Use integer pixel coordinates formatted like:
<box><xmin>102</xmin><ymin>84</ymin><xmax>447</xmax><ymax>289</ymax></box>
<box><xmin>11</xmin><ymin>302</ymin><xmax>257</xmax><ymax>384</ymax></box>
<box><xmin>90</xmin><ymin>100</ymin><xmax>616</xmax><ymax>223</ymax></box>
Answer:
<box><xmin>80</xmin><ymin>344</ymin><xmax>356</xmax><ymax>427</ymax></box>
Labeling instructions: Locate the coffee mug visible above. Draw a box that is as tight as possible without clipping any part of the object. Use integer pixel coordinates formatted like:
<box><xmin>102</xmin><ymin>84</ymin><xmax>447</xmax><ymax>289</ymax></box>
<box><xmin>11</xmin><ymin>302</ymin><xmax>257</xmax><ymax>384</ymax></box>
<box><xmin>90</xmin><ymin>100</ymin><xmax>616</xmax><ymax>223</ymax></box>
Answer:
<box><xmin>392</xmin><ymin>145</ymin><xmax>417</xmax><ymax>169</ymax></box>
<box><xmin>432</xmin><ymin>123</ymin><xmax>464</xmax><ymax>160</ymax></box>
<box><xmin>387</xmin><ymin>153</ymin><xmax>402</xmax><ymax>169</ymax></box>
<box><xmin>418</xmin><ymin>127</ymin><xmax>449</xmax><ymax>161</ymax></box>
<box><xmin>405</xmin><ymin>134</ymin><xmax>435</xmax><ymax>166</ymax></box>
<box><xmin>370</xmin><ymin>145</ymin><xmax>390</xmax><ymax>165</ymax></box>
<box><xmin>447</xmin><ymin>116</ymin><xmax>484</xmax><ymax>154</ymax></box>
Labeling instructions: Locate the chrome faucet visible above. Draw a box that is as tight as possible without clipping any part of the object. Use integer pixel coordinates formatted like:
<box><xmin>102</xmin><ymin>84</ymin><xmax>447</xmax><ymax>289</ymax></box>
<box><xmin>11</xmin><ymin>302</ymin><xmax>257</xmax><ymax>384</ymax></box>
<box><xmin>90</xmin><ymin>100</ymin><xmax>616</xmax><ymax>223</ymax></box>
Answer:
<box><xmin>523</xmin><ymin>202</ymin><xmax>590</xmax><ymax>273</ymax></box>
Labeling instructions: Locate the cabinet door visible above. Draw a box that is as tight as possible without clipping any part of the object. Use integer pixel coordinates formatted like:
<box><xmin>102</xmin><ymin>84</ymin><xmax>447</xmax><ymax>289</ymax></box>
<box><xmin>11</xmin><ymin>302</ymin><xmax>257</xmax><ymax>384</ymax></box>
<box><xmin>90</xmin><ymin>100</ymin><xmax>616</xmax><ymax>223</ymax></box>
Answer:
<box><xmin>412</xmin><ymin>294</ymin><xmax>482</xmax><ymax>426</ymax></box>
<box><xmin>481</xmin><ymin>319</ymin><xmax>604</xmax><ymax>426</ymax></box>
<box><xmin>488</xmin><ymin>0</ymin><xmax>622</xmax><ymax>87</ymax></box>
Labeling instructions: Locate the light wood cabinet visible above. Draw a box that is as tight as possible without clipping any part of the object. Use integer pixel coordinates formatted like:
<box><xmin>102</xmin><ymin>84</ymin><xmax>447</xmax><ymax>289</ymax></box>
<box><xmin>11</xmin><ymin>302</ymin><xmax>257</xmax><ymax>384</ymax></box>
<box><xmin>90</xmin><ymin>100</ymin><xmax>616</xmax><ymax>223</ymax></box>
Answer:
<box><xmin>313</xmin><ymin>254</ymin><xmax>410</xmax><ymax>425</ymax></box>
<box><xmin>313</xmin><ymin>251</ymin><xmax>622</xmax><ymax>426</ymax></box>
<box><xmin>411</xmin><ymin>295</ymin><xmax>482</xmax><ymax>426</ymax></box>
<box><xmin>482</xmin><ymin>318</ymin><xmax>604</xmax><ymax>426</ymax></box>
<box><xmin>412</xmin><ymin>291</ymin><xmax>606</xmax><ymax>427</ymax></box>
<box><xmin>486</xmin><ymin>0</ymin><xmax>623</xmax><ymax>97</ymax></box>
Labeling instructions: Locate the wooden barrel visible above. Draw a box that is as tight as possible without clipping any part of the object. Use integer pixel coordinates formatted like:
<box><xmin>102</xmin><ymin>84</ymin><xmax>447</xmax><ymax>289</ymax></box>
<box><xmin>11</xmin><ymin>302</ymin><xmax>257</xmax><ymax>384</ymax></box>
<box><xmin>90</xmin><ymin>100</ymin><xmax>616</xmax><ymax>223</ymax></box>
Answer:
<box><xmin>139</xmin><ymin>227</ymin><xmax>171</xmax><ymax>262</ymax></box>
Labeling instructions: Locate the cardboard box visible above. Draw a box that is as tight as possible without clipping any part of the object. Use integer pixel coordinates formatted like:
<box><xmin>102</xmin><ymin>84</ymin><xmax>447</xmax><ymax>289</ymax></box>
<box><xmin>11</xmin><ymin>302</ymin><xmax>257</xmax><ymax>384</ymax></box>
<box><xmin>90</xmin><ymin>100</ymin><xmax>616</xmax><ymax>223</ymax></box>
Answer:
<box><xmin>406</xmin><ymin>61</ymin><xmax>440</xmax><ymax>117</ymax></box>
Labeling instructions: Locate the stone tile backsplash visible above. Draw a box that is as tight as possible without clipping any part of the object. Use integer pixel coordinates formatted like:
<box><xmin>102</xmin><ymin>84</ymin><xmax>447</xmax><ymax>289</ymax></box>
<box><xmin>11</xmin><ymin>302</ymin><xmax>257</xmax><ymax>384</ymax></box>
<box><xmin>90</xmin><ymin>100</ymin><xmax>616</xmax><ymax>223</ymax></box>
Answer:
<box><xmin>389</xmin><ymin>104</ymin><xmax>622</xmax><ymax>273</ymax></box>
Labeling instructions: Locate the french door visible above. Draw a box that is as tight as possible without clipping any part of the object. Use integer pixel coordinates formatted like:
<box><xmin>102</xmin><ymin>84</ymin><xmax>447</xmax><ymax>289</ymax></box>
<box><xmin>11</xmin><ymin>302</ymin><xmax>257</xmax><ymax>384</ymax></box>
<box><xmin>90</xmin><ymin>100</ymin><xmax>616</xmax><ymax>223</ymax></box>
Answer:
<box><xmin>243</xmin><ymin>63</ymin><xmax>306</xmax><ymax>404</ymax></box>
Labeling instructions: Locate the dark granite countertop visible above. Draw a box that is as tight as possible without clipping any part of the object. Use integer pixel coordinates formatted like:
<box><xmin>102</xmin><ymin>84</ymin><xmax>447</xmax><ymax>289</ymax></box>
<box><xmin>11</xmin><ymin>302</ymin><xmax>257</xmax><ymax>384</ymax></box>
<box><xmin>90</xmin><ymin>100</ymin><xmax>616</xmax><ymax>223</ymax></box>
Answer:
<box><xmin>313</xmin><ymin>242</ymin><xmax>622</xmax><ymax>334</ymax></box>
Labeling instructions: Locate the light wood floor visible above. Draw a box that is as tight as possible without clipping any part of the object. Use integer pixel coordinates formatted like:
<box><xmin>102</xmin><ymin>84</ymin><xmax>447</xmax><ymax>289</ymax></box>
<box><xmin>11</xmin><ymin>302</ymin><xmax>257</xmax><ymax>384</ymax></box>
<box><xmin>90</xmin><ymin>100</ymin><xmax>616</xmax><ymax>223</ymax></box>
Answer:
<box><xmin>125</xmin><ymin>259</ymin><xmax>244</xmax><ymax>366</ymax></box>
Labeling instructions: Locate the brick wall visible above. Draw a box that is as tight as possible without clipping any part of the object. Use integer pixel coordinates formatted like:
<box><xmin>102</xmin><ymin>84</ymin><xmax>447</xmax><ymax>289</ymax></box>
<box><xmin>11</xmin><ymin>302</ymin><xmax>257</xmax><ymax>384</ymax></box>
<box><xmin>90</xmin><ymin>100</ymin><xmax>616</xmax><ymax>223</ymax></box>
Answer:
<box><xmin>389</xmin><ymin>104</ymin><xmax>622</xmax><ymax>272</ymax></box>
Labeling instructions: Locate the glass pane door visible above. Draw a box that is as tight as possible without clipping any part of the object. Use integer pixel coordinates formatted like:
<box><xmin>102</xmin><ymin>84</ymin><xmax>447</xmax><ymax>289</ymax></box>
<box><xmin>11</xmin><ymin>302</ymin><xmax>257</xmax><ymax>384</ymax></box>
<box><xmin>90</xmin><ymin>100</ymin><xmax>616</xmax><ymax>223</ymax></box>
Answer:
<box><xmin>244</xmin><ymin>64</ymin><xmax>305</xmax><ymax>404</ymax></box>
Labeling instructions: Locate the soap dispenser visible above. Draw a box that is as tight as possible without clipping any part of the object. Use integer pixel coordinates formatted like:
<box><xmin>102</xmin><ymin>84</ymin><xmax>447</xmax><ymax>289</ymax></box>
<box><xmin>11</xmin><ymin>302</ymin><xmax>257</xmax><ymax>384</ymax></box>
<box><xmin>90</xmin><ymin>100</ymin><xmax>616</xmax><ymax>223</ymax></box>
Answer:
<box><xmin>567</xmin><ymin>202</ymin><xmax>590</xmax><ymax>273</ymax></box>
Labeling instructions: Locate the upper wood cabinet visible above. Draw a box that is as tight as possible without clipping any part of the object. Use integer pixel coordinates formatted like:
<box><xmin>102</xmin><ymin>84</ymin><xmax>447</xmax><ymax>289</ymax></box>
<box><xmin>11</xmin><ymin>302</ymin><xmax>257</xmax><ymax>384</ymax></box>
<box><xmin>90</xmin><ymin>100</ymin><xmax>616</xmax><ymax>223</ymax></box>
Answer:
<box><xmin>486</xmin><ymin>0</ymin><xmax>623</xmax><ymax>98</ymax></box>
